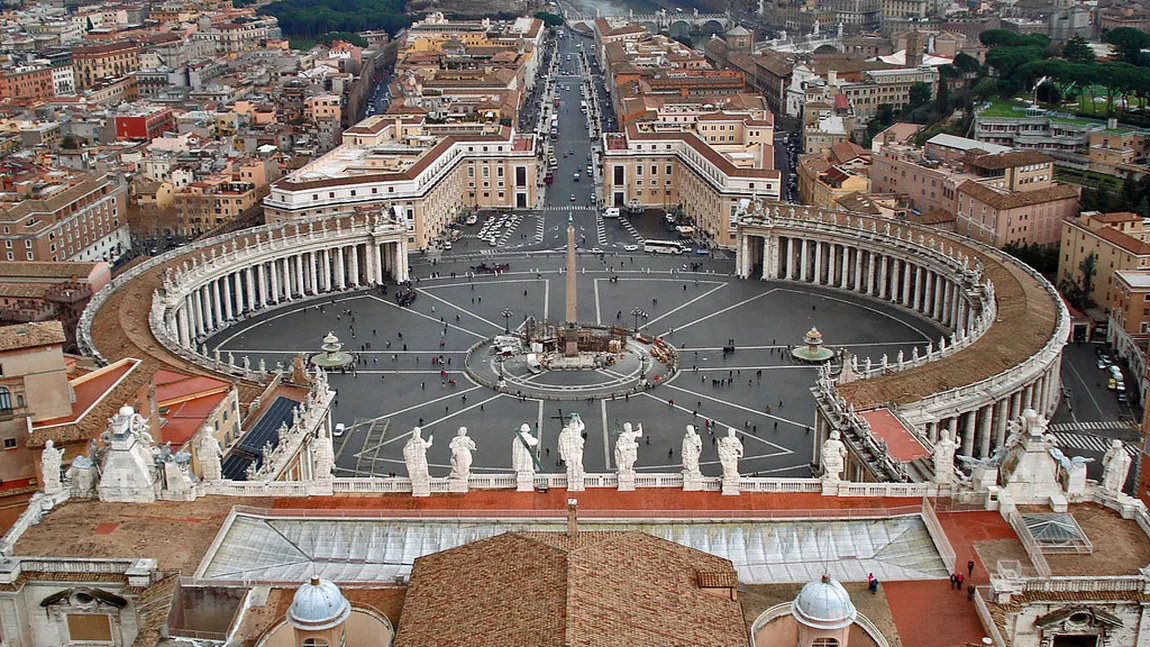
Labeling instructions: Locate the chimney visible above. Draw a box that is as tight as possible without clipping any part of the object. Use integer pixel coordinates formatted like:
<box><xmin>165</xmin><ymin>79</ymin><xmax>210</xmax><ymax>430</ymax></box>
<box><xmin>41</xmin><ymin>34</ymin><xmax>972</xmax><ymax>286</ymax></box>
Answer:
<box><xmin>1108</xmin><ymin>117</ymin><xmax>1118</xmax><ymax>130</ymax></box>
<box><xmin>566</xmin><ymin>498</ymin><xmax>578</xmax><ymax>538</ymax></box>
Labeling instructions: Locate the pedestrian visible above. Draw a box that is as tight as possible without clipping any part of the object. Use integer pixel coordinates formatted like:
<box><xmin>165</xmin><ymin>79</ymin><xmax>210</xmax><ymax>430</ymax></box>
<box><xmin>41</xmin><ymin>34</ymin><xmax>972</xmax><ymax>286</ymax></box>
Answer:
<box><xmin>950</xmin><ymin>573</ymin><xmax>958</xmax><ymax>590</ymax></box>
<box><xmin>966</xmin><ymin>584</ymin><xmax>975</xmax><ymax>601</ymax></box>
<box><xmin>956</xmin><ymin>572</ymin><xmax>964</xmax><ymax>590</ymax></box>
<box><xmin>967</xmin><ymin>560</ymin><xmax>975</xmax><ymax>577</ymax></box>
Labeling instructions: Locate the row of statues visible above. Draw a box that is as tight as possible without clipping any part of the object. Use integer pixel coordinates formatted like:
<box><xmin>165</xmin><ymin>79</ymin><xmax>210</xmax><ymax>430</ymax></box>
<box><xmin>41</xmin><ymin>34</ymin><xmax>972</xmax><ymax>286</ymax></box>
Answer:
<box><xmin>402</xmin><ymin>414</ymin><xmax>746</xmax><ymax>490</ymax></box>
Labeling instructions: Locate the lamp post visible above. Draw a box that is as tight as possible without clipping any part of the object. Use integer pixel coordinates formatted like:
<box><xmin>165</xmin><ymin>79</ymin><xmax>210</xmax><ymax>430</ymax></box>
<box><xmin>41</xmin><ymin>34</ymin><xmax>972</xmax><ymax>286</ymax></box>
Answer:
<box><xmin>631</xmin><ymin>307</ymin><xmax>646</xmax><ymax>333</ymax></box>
<box><xmin>502</xmin><ymin>308</ymin><xmax>514</xmax><ymax>334</ymax></box>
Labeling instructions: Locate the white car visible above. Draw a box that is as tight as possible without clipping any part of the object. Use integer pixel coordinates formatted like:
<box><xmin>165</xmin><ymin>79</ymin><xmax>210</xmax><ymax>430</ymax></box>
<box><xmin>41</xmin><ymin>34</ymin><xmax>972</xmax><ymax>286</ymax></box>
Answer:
<box><xmin>333</xmin><ymin>423</ymin><xmax>346</xmax><ymax>437</ymax></box>
<box><xmin>570</xmin><ymin>193</ymin><xmax>577</xmax><ymax>201</ymax></box>
<box><xmin>623</xmin><ymin>244</ymin><xmax>639</xmax><ymax>251</ymax></box>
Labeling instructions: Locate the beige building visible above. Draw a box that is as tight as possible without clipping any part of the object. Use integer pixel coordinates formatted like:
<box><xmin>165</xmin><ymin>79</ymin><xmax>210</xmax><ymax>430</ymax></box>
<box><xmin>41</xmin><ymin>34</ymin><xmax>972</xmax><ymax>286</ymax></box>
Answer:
<box><xmin>954</xmin><ymin>181</ymin><xmax>1079</xmax><ymax>247</ymax></box>
<box><xmin>71</xmin><ymin>41</ymin><xmax>139</xmax><ymax>90</ymax></box>
<box><xmin>836</xmin><ymin>66</ymin><xmax>938</xmax><ymax>121</ymax></box>
<box><xmin>265</xmin><ymin>116</ymin><xmax>538</xmax><ymax>250</ymax></box>
<box><xmin>174</xmin><ymin>180</ymin><xmax>259</xmax><ymax>237</ymax></box>
<box><xmin>601</xmin><ymin>113</ymin><xmax>780</xmax><ymax>250</ymax></box>
<box><xmin>0</xmin><ymin>173</ymin><xmax>130</xmax><ymax>263</ymax></box>
<box><xmin>797</xmin><ymin>155</ymin><xmax>870</xmax><ymax>208</ymax></box>
<box><xmin>0</xmin><ymin>322</ymin><xmax>71</xmax><ymax>486</ymax></box>
<box><xmin>1058</xmin><ymin>211</ymin><xmax>1150</xmax><ymax>315</ymax></box>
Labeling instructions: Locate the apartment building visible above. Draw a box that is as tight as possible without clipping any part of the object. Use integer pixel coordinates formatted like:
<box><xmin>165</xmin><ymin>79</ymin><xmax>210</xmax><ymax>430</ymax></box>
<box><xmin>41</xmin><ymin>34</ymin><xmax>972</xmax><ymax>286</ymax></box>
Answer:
<box><xmin>953</xmin><ymin>180</ymin><xmax>1079</xmax><ymax>247</ymax></box>
<box><xmin>602</xmin><ymin>113</ymin><xmax>781</xmax><ymax>250</ymax></box>
<box><xmin>113</xmin><ymin>104</ymin><xmax>175</xmax><ymax>141</ymax></box>
<box><xmin>798</xmin><ymin>155</ymin><xmax>870</xmax><ymax>208</ymax></box>
<box><xmin>1058</xmin><ymin>211</ymin><xmax>1150</xmax><ymax>316</ymax></box>
<box><xmin>264</xmin><ymin>116</ymin><xmax>538</xmax><ymax>250</ymax></box>
<box><xmin>0</xmin><ymin>261</ymin><xmax>111</xmax><ymax>350</ymax></box>
<box><xmin>0</xmin><ymin>65</ymin><xmax>55</xmax><ymax>104</ymax></box>
<box><xmin>837</xmin><ymin>66</ymin><xmax>938</xmax><ymax>120</ymax></box>
<box><xmin>174</xmin><ymin>180</ymin><xmax>258</xmax><ymax>237</ymax></box>
<box><xmin>0</xmin><ymin>173</ymin><xmax>129</xmax><ymax>263</ymax></box>
<box><xmin>71</xmin><ymin>41</ymin><xmax>139</xmax><ymax>90</ymax></box>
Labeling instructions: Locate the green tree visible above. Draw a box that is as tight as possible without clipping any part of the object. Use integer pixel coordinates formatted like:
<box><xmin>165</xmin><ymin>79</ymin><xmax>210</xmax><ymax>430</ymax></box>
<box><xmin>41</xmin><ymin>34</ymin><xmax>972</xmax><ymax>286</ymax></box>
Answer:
<box><xmin>1061</xmin><ymin>252</ymin><xmax>1097</xmax><ymax>310</ymax></box>
<box><xmin>906</xmin><ymin>81</ymin><xmax>932</xmax><ymax>111</ymax></box>
<box><xmin>1104</xmin><ymin>27</ymin><xmax>1150</xmax><ymax>66</ymax></box>
<box><xmin>1061</xmin><ymin>35</ymin><xmax>1095</xmax><ymax>62</ymax></box>
<box><xmin>953</xmin><ymin>52</ymin><xmax>981</xmax><ymax>74</ymax></box>
<box><xmin>534</xmin><ymin>11</ymin><xmax>564</xmax><ymax>27</ymax></box>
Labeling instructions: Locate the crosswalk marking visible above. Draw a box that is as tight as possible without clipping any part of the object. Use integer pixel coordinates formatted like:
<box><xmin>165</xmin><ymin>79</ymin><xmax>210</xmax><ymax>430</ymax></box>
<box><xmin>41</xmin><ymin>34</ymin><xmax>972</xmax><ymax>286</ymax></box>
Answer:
<box><xmin>1049</xmin><ymin>420</ymin><xmax>1131</xmax><ymax>433</ymax></box>
<box><xmin>538</xmin><ymin>205</ymin><xmax>597</xmax><ymax>212</ymax></box>
<box><xmin>533</xmin><ymin>214</ymin><xmax>545</xmax><ymax>244</ymax></box>
<box><xmin>617</xmin><ymin>216</ymin><xmax>646</xmax><ymax>244</ymax></box>
<box><xmin>1052</xmin><ymin>431</ymin><xmax>1139</xmax><ymax>456</ymax></box>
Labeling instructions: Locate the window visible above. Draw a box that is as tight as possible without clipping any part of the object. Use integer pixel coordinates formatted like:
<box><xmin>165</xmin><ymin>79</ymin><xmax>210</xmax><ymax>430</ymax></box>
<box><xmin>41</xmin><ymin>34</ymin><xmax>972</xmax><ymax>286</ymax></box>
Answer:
<box><xmin>1</xmin><ymin>438</ymin><xmax>14</xmax><ymax>450</ymax></box>
<box><xmin>301</xmin><ymin>640</ymin><xmax>329</xmax><ymax>647</ymax></box>
<box><xmin>812</xmin><ymin>639</ymin><xmax>840</xmax><ymax>647</ymax></box>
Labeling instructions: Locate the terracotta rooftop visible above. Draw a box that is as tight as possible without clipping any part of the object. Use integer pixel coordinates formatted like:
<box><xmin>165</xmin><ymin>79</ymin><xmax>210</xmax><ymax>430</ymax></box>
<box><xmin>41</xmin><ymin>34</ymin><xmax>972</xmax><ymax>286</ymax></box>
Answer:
<box><xmin>0</xmin><ymin>321</ymin><xmax>65</xmax><ymax>351</ymax></box>
<box><xmin>394</xmin><ymin>530</ymin><xmax>746</xmax><ymax>647</ymax></box>
<box><xmin>31</xmin><ymin>357</ymin><xmax>141</xmax><ymax>430</ymax></box>
<box><xmin>956</xmin><ymin>181</ymin><xmax>1079</xmax><ymax>210</ymax></box>
<box><xmin>860</xmin><ymin>409</ymin><xmax>929</xmax><ymax>462</ymax></box>
<box><xmin>835</xmin><ymin>212</ymin><xmax>1058</xmax><ymax>408</ymax></box>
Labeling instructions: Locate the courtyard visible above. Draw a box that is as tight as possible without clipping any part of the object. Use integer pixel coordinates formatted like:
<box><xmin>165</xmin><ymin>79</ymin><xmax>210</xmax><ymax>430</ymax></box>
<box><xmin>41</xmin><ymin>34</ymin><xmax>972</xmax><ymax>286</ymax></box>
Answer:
<box><xmin>208</xmin><ymin>253</ymin><xmax>945</xmax><ymax>478</ymax></box>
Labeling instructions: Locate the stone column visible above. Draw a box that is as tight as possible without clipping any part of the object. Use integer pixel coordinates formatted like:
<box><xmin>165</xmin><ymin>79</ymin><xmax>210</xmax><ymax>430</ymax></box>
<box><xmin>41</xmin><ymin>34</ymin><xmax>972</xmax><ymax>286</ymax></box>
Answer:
<box><xmin>192</xmin><ymin>290</ymin><xmax>204</xmax><ymax>337</ymax></box>
<box><xmin>321</xmin><ymin>249</ymin><xmax>331</xmax><ymax>291</ymax></box>
<box><xmin>1008</xmin><ymin>390</ymin><xmax>1022</xmax><ymax>422</ymax></box>
<box><xmin>879</xmin><ymin>256</ymin><xmax>888</xmax><ymax>299</ymax></box>
<box><xmin>400</xmin><ymin>241</ymin><xmax>409</xmax><ymax>282</ymax></box>
<box><xmin>866</xmin><ymin>252</ymin><xmax>876</xmax><ymax>295</ymax></box>
<box><xmin>993</xmin><ymin>398</ymin><xmax>1009</xmax><ymax>449</ymax></box>
<box><xmin>372</xmin><ymin>242</ymin><xmax>383</xmax><ymax>284</ymax></box>
<box><xmin>854</xmin><ymin>247</ymin><xmax>863</xmax><ymax>291</ymax></box>
<box><xmin>942</xmin><ymin>281</ymin><xmax>952</xmax><ymax>328</ymax></box>
<box><xmin>269</xmin><ymin>260</ymin><xmax>280</xmax><ymax>304</ymax></box>
<box><xmin>840</xmin><ymin>246</ymin><xmax>850</xmax><ymax>289</ymax></box>
<box><xmin>827</xmin><ymin>243</ymin><xmax>837</xmax><ymax>286</ymax></box>
<box><xmin>925</xmin><ymin>421</ymin><xmax>937</xmax><ymax>443</ymax></box>
<box><xmin>207</xmin><ymin>280</ymin><xmax>220</xmax><ymax>331</ymax></box>
<box><xmin>800</xmin><ymin>238</ymin><xmax>809</xmax><ymax>282</ymax></box>
<box><xmin>281</xmin><ymin>258</ymin><xmax>293</xmax><ymax>301</ymax></box>
<box><xmin>915</xmin><ymin>266</ymin><xmax>925</xmax><ymax>312</ymax></box>
<box><xmin>295</xmin><ymin>254</ymin><xmax>305</xmax><ymax>297</ymax></box>
<box><xmin>902</xmin><ymin>261</ymin><xmax>913</xmax><ymax>307</ymax></box>
<box><xmin>978</xmin><ymin>404</ymin><xmax>993</xmax><ymax>458</ymax></box>
<box><xmin>780</xmin><ymin>237</ymin><xmax>790</xmax><ymax>279</ymax></box>
<box><xmin>223</xmin><ymin>274</ymin><xmax>234</xmax><ymax>321</ymax></box>
<box><xmin>256</xmin><ymin>263</ymin><xmax>267</xmax><ymax>308</ymax></box>
<box><xmin>309</xmin><ymin>253</ymin><xmax>319</xmax><ymax>294</ymax></box>
<box><xmin>961</xmin><ymin>411</ymin><xmax>976</xmax><ymax>457</ymax></box>
<box><xmin>246</xmin><ymin>267</ymin><xmax>255</xmax><ymax>312</ymax></box>
<box><xmin>177</xmin><ymin>308</ymin><xmax>190</xmax><ymax>347</ymax></box>
<box><xmin>335</xmin><ymin>247</ymin><xmax>346</xmax><ymax>289</ymax></box>
<box><xmin>350</xmin><ymin>245</ymin><xmax>360</xmax><ymax>287</ymax></box>
<box><xmin>736</xmin><ymin>233</ymin><xmax>747</xmax><ymax>278</ymax></box>
<box><xmin>814</xmin><ymin>241</ymin><xmax>824</xmax><ymax>284</ymax></box>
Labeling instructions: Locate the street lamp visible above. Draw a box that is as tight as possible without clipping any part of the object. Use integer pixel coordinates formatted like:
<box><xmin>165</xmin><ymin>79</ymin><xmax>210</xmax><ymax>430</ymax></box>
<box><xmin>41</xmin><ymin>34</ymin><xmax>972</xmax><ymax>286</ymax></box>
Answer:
<box><xmin>502</xmin><ymin>308</ymin><xmax>514</xmax><ymax>334</ymax></box>
<box><xmin>631</xmin><ymin>307</ymin><xmax>647</xmax><ymax>333</ymax></box>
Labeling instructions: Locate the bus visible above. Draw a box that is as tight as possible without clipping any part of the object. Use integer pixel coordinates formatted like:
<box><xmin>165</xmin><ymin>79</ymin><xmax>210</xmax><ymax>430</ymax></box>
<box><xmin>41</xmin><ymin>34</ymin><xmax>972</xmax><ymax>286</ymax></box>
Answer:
<box><xmin>643</xmin><ymin>240</ymin><xmax>686</xmax><ymax>255</ymax></box>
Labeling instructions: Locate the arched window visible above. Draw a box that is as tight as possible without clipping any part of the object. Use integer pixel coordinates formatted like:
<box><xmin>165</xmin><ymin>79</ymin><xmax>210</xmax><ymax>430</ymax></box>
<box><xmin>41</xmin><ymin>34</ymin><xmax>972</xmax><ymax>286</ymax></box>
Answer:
<box><xmin>301</xmin><ymin>640</ymin><xmax>329</xmax><ymax>647</ymax></box>
<box><xmin>812</xmin><ymin>639</ymin><xmax>839</xmax><ymax>647</ymax></box>
<box><xmin>0</xmin><ymin>387</ymin><xmax>12</xmax><ymax>412</ymax></box>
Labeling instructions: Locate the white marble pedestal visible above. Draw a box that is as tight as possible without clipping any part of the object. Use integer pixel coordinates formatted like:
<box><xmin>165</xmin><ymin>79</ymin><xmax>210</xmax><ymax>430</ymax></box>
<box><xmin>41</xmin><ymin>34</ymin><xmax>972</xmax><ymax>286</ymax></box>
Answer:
<box><xmin>617</xmin><ymin>473</ymin><xmax>635</xmax><ymax>491</ymax></box>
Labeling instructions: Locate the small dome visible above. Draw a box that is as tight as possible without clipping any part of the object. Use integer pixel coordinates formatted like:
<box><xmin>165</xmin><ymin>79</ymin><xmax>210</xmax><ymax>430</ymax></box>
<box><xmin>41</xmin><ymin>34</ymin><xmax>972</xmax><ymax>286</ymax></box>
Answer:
<box><xmin>288</xmin><ymin>577</ymin><xmax>351</xmax><ymax>631</ymax></box>
<box><xmin>792</xmin><ymin>575</ymin><xmax>856</xmax><ymax>630</ymax></box>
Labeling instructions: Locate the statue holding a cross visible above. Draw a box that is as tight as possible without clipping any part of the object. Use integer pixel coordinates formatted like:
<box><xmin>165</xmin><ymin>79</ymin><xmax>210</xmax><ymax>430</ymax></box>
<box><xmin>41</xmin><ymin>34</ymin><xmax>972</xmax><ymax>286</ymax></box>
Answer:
<box><xmin>512</xmin><ymin>423</ymin><xmax>540</xmax><ymax>492</ymax></box>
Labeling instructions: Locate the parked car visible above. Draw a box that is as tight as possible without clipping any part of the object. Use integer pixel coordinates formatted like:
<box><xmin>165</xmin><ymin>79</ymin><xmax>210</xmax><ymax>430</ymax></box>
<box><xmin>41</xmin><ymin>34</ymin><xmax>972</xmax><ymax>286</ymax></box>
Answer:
<box><xmin>333</xmin><ymin>423</ymin><xmax>346</xmax><ymax>437</ymax></box>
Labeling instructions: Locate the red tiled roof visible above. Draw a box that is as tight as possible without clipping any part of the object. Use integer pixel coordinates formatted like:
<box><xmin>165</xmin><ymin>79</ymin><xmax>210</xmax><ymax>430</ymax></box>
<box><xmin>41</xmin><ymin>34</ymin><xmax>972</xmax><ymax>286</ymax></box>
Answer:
<box><xmin>32</xmin><ymin>357</ymin><xmax>141</xmax><ymax>428</ymax></box>
<box><xmin>859</xmin><ymin>409</ymin><xmax>929</xmax><ymax>462</ymax></box>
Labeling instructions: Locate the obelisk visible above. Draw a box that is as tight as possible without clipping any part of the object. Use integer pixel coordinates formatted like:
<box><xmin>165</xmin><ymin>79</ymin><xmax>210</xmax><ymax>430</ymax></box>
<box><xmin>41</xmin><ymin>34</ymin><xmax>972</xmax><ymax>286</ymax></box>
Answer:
<box><xmin>564</xmin><ymin>214</ymin><xmax>579</xmax><ymax>356</ymax></box>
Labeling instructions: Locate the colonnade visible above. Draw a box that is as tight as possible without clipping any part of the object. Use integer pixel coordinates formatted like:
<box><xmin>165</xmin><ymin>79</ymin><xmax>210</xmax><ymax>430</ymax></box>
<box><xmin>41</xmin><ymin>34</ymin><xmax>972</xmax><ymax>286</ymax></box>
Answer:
<box><xmin>740</xmin><ymin>233</ymin><xmax>977</xmax><ymax>332</ymax></box>
<box><xmin>734</xmin><ymin>211</ymin><xmax>1068</xmax><ymax>472</ymax></box>
<box><xmin>165</xmin><ymin>239</ymin><xmax>408</xmax><ymax>348</ymax></box>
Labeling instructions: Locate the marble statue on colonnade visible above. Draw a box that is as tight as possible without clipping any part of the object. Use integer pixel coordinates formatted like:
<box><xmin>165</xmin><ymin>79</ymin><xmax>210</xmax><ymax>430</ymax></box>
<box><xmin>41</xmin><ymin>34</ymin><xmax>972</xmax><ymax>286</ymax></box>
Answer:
<box><xmin>448</xmin><ymin>427</ymin><xmax>475</xmax><ymax>493</ymax></box>
<box><xmin>820</xmin><ymin>430</ymin><xmax>847</xmax><ymax>483</ymax></box>
<box><xmin>682</xmin><ymin>425</ymin><xmax>704</xmax><ymax>491</ymax></box>
<box><xmin>615</xmin><ymin>422</ymin><xmax>643</xmax><ymax>491</ymax></box>
<box><xmin>932</xmin><ymin>429</ymin><xmax>959</xmax><ymax>486</ymax></box>
<box><xmin>196</xmin><ymin>428</ymin><xmax>223</xmax><ymax>483</ymax></box>
<box><xmin>1101</xmin><ymin>439</ymin><xmax>1132</xmax><ymax>495</ymax></box>
<box><xmin>512</xmin><ymin>423</ymin><xmax>539</xmax><ymax>492</ymax></box>
<box><xmin>718</xmin><ymin>427</ymin><xmax>743</xmax><ymax>496</ymax></box>
<box><xmin>40</xmin><ymin>440</ymin><xmax>65</xmax><ymax>495</ymax></box>
<box><xmin>404</xmin><ymin>427</ymin><xmax>434</xmax><ymax>497</ymax></box>
<box><xmin>558</xmin><ymin>413</ymin><xmax>586</xmax><ymax>492</ymax></box>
